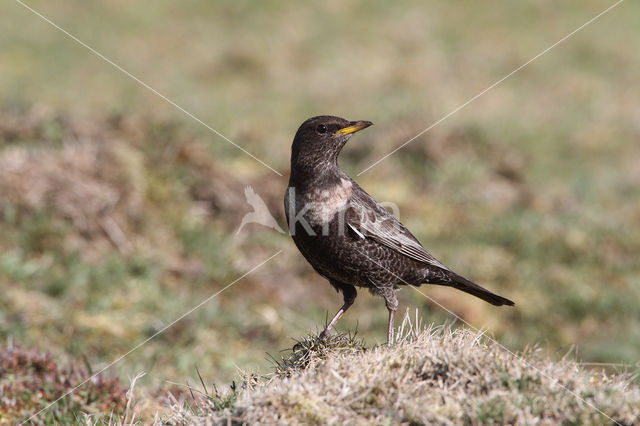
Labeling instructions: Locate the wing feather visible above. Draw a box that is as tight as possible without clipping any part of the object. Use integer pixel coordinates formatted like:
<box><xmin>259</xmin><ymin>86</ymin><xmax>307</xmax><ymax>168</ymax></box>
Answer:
<box><xmin>348</xmin><ymin>189</ymin><xmax>449</xmax><ymax>271</ymax></box>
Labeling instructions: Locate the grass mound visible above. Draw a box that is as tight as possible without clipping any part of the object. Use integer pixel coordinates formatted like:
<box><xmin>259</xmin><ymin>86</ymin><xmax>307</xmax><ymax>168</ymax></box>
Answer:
<box><xmin>271</xmin><ymin>329</ymin><xmax>367</xmax><ymax>377</ymax></box>
<box><xmin>169</xmin><ymin>314</ymin><xmax>640</xmax><ymax>425</ymax></box>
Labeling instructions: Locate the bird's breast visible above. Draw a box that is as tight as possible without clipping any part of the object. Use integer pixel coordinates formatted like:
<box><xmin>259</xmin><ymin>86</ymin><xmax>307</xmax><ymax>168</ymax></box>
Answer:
<box><xmin>306</xmin><ymin>178</ymin><xmax>352</xmax><ymax>225</ymax></box>
<box><xmin>287</xmin><ymin>178</ymin><xmax>353</xmax><ymax>228</ymax></box>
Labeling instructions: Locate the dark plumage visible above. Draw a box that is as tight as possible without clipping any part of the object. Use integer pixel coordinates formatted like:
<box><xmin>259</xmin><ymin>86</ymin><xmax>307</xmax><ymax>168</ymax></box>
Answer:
<box><xmin>284</xmin><ymin>116</ymin><xmax>514</xmax><ymax>345</ymax></box>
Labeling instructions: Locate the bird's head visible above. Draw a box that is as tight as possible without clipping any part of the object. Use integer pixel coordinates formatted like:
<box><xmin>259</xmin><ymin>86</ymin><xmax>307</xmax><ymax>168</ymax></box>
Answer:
<box><xmin>290</xmin><ymin>115</ymin><xmax>373</xmax><ymax>174</ymax></box>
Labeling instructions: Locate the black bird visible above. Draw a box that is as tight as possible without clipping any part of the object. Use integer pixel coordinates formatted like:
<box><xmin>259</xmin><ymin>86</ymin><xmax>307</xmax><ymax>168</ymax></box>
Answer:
<box><xmin>284</xmin><ymin>116</ymin><xmax>514</xmax><ymax>345</ymax></box>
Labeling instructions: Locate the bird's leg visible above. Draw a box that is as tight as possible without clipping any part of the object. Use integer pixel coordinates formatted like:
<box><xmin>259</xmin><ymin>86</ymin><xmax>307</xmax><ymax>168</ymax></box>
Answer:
<box><xmin>319</xmin><ymin>306</ymin><xmax>347</xmax><ymax>340</ymax></box>
<box><xmin>320</xmin><ymin>283</ymin><xmax>356</xmax><ymax>340</ymax></box>
<box><xmin>384</xmin><ymin>292</ymin><xmax>399</xmax><ymax>347</ymax></box>
<box><xmin>387</xmin><ymin>308</ymin><xmax>396</xmax><ymax>347</ymax></box>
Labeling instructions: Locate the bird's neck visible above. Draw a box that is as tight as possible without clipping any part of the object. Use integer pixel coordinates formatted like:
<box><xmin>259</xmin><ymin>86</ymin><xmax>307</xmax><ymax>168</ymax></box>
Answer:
<box><xmin>289</xmin><ymin>157</ymin><xmax>346</xmax><ymax>192</ymax></box>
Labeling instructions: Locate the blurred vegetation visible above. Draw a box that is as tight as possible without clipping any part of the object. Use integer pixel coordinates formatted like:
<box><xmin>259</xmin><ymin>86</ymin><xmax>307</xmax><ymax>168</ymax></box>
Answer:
<box><xmin>1</xmin><ymin>0</ymin><xmax>639</xmax><ymax>421</ymax></box>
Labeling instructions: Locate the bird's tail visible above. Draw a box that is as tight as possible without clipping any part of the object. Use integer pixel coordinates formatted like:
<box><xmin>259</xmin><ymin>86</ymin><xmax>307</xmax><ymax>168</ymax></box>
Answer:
<box><xmin>435</xmin><ymin>272</ymin><xmax>515</xmax><ymax>306</ymax></box>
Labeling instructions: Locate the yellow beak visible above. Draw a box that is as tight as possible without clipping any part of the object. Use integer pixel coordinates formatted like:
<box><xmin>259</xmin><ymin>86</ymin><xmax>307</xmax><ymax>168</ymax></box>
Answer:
<box><xmin>335</xmin><ymin>120</ymin><xmax>373</xmax><ymax>135</ymax></box>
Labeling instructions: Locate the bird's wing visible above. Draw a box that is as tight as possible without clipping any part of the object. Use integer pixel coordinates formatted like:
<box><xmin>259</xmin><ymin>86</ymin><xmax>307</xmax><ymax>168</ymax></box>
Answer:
<box><xmin>348</xmin><ymin>186</ymin><xmax>450</xmax><ymax>271</ymax></box>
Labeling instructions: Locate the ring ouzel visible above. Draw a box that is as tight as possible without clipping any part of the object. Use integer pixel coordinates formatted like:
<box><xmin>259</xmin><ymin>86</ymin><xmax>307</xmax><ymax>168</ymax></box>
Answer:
<box><xmin>284</xmin><ymin>116</ymin><xmax>514</xmax><ymax>345</ymax></box>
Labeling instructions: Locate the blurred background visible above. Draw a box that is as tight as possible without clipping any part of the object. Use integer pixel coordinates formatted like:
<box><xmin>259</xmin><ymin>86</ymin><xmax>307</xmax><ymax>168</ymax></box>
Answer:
<box><xmin>1</xmin><ymin>0</ymin><xmax>639</xmax><ymax>414</ymax></box>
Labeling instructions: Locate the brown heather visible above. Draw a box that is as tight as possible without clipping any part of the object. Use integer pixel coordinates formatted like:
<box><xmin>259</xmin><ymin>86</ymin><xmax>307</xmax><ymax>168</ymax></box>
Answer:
<box><xmin>0</xmin><ymin>344</ymin><xmax>126</xmax><ymax>423</ymax></box>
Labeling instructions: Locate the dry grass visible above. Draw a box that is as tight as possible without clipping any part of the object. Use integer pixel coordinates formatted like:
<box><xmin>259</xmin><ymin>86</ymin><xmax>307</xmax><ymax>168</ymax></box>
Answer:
<box><xmin>168</xmin><ymin>313</ymin><xmax>640</xmax><ymax>425</ymax></box>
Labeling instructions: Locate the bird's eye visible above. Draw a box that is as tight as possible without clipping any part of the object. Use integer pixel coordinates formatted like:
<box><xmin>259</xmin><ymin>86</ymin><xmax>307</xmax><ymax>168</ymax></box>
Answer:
<box><xmin>316</xmin><ymin>124</ymin><xmax>327</xmax><ymax>134</ymax></box>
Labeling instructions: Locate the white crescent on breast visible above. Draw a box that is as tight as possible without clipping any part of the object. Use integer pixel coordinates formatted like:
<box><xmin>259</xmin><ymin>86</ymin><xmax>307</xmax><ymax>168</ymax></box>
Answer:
<box><xmin>305</xmin><ymin>178</ymin><xmax>353</xmax><ymax>225</ymax></box>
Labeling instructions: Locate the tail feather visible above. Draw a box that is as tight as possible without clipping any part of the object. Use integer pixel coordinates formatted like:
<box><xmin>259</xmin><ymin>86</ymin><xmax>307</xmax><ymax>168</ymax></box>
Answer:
<box><xmin>434</xmin><ymin>272</ymin><xmax>515</xmax><ymax>306</ymax></box>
